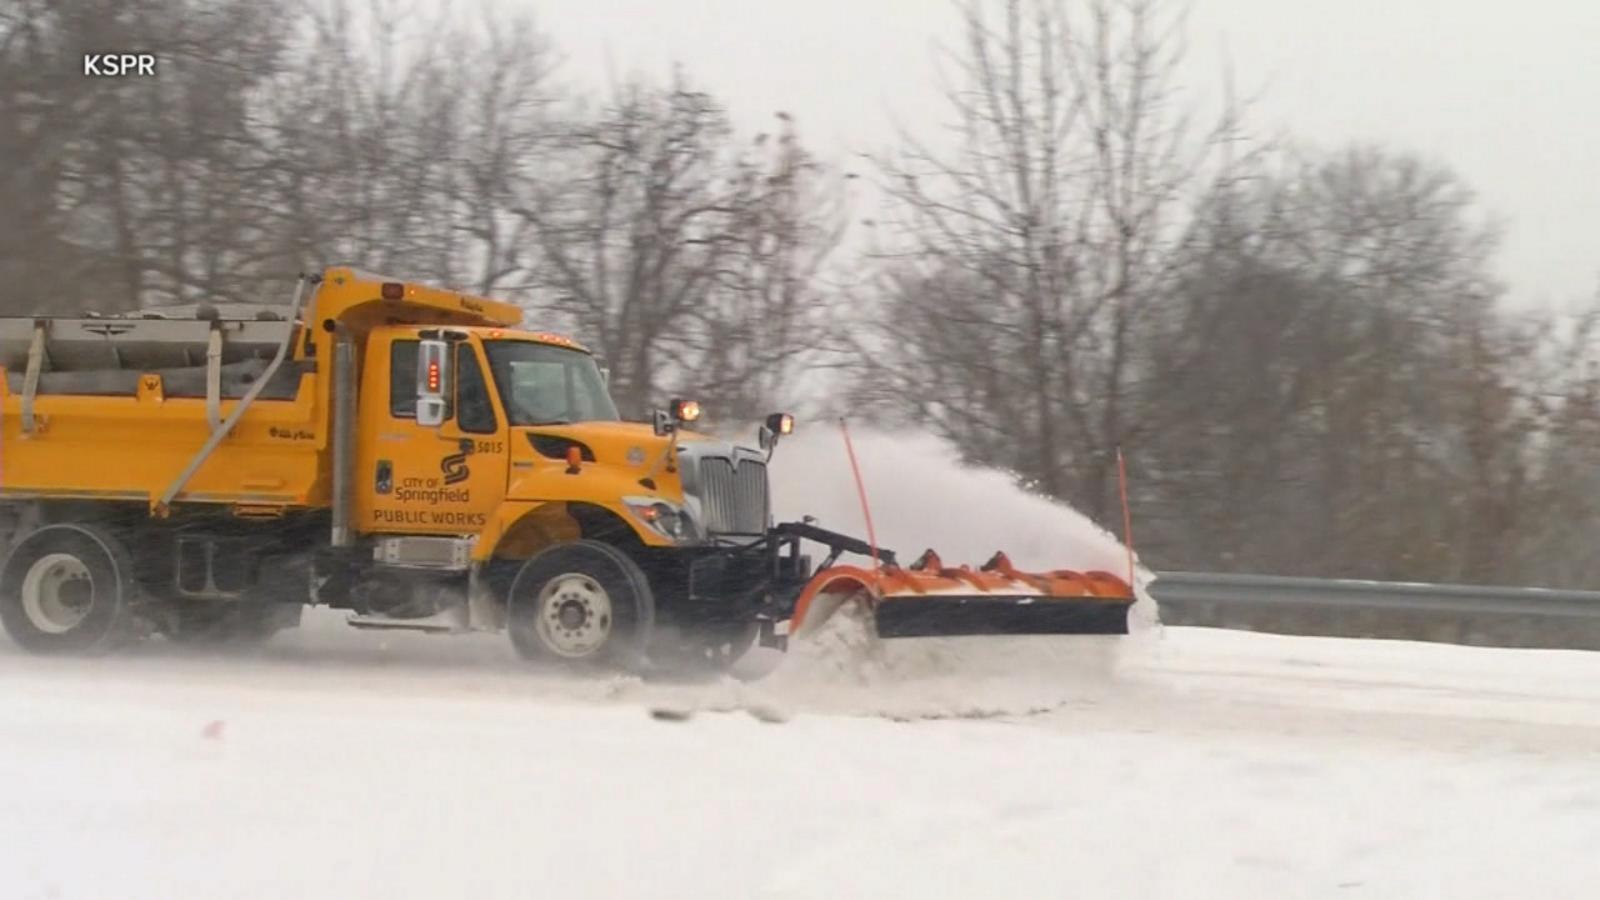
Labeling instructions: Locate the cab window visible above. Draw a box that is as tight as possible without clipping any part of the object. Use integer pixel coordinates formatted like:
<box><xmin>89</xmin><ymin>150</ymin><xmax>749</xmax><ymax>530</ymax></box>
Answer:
<box><xmin>484</xmin><ymin>340</ymin><xmax>619</xmax><ymax>425</ymax></box>
<box><xmin>456</xmin><ymin>346</ymin><xmax>498</xmax><ymax>434</ymax></box>
<box><xmin>390</xmin><ymin>340</ymin><xmax>419</xmax><ymax>417</ymax></box>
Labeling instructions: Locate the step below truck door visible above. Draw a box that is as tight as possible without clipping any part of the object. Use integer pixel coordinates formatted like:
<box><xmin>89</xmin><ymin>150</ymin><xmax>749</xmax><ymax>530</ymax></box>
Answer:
<box><xmin>356</xmin><ymin>333</ymin><xmax>508</xmax><ymax>535</ymax></box>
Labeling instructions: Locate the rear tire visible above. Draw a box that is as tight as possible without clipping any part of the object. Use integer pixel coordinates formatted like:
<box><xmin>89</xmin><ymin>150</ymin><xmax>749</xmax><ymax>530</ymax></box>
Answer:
<box><xmin>507</xmin><ymin>540</ymin><xmax>655</xmax><ymax>673</ymax></box>
<box><xmin>0</xmin><ymin>523</ymin><xmax>139</xmax><ymax>654</ymax></box>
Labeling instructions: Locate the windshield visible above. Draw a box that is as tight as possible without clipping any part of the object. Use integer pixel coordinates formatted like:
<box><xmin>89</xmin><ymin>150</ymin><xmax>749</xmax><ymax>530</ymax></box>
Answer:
<box><xmin>483</xmin><ymin>340</ymin><xmax>619</xmax><ymax>426</ymax></box>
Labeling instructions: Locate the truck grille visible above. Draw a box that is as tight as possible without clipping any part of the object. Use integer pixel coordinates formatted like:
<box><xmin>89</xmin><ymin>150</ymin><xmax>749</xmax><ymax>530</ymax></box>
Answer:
<box><xmin>697</xmin><ymin>457</ymin><xmax>769</xmax><ymax>535</ymax></box>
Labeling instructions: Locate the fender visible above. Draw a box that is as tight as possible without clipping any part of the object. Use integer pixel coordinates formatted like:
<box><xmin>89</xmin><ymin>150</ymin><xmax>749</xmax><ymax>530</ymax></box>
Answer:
<box><xmin>473</xmin><ymin>496</ymin><xmax>672</xmax><ymax>563</ymax></box>
<box><xmin>471</xmin><ymin>457</ymin><xmax>688</xmax><ymax>562</ymax></box>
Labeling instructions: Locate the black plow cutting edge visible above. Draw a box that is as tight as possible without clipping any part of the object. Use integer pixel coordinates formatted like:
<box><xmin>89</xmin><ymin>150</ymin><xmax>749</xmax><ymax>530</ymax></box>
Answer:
<box><xmin>873</xmin><ymin>595</ymin><xmax>1132</xmax><ymax>638</ymax></box>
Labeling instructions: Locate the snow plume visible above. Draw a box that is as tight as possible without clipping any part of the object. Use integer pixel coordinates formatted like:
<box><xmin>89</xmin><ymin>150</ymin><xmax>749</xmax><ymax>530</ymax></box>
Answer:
<box><xmin>766</xmin><ymin>424</ymin><xmax>1158</xmax><ymax>628</ymax></box>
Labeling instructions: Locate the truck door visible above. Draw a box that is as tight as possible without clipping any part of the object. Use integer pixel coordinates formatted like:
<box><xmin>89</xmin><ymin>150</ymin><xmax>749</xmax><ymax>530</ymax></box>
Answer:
<box><xmin>356</xmin><ymin>333</ymin><xmax>509</xmax><ymax>535</ymax></box>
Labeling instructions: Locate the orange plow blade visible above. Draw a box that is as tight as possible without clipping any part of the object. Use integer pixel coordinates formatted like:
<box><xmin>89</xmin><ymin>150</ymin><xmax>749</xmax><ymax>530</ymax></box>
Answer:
<box><xmin>790</xmin><ymin>549</ymin><xmax>1136</xmax><ymax>640</ymax></box>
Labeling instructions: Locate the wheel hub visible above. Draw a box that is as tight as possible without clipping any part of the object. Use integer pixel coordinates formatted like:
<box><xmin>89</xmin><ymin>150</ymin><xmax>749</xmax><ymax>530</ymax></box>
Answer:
<box><xmin>535</xmin><ymin>573</ymin><xmax>613</xmax><ymax>658</ymax></box>
<box><xmin>557</xmin><ymin>599</ymin><xmax>588</xmax><ymax>630</ymax></box>
<box><xmin>21</xmin><ymin>553</ymin><xmax>94</xmax><ymax>634</ymax></box>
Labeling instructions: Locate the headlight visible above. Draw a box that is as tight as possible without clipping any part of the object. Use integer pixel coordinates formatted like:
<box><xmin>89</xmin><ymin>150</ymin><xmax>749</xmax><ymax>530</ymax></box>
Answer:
<box><xmin>624</xmin><ymin>498</ymin><xmax>689</xmax><ymax>540</ymax></box>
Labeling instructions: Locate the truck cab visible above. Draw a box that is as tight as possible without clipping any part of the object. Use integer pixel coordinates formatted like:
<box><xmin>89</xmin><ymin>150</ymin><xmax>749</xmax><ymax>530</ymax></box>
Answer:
<box><xmin>315</xmin><ymin>280</ymin><xmax>791</xmax><ymax>669</ymax></box>
<box><xmin>355</xmin><ymin>324</ymin><xmax>768</xmax><ymax>548</ymax></box>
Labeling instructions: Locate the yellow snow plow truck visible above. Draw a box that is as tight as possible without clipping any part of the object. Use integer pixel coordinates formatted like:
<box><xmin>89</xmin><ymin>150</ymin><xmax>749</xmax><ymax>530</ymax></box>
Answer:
<box><xmin>0</xmin><ymin>269</ymin><xmax>1134</xmax><ymax>672</ymax></box>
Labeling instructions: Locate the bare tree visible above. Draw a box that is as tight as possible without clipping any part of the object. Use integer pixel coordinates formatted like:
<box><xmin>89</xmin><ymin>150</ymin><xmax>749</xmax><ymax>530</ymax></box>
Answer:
<box><xmin>257</xmin><ymin>0</ymin><xmax>555</xmax><ymax>294</ymax></box>
<box><xmin>863</xmin><ymin>0</ymin><xmax>1241</xmax><ymax>522</ymax></box>
<box><xmin>1510</xmin><ymin>293</ymin><xmax>1600</xmax><ymax>586</ymax></box>
<box><xmin>0</xmin><ymin>0</ymin><xmax>291</xmax><ymax>310</ymax></box>
<box><xmin>0</xmin><ymin>0</ymin><xmax>559</xmax><ymax>309</ymax></box>
<box><xmin>676</xmin><ymin>116</ymin><xmax>853</xmax><ymax>422</ymax></box>
<box><xmin>516</xmin><ymin>75</ymin><xmax>847</xmax><ymax>420</ymax></box>
<box><xmin>1142</xmin><ymin>147</ymin><xmax>1536</xmax><ymax>581</ymax></box>
<box><xmin>0</xmin><ymin>0</ymin><xmax>96</xmax><ymax>308</ymax></box>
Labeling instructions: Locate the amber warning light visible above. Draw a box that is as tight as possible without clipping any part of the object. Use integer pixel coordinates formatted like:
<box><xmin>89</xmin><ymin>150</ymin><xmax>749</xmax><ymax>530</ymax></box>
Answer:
<box><xmin>671</xmin><ymin>399</ymin><xmax>702</xmax><ymax>423</ymax></box>
<box><xmin>426</xmin><ymin>360</ymin><xmax>441</xmax><ymax>392</ymax></box>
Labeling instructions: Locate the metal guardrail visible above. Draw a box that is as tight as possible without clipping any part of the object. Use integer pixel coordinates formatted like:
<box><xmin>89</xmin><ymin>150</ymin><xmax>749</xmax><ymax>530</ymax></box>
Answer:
<box><xmin>1151</xmin><ymin>572</ymin><xmax>1600</xmax><ymax>618</ymax></box>
<box><xmin>1148</xmin><ymin>571</ymin><xmax>1600</xmax><ymax>650</ymax></box>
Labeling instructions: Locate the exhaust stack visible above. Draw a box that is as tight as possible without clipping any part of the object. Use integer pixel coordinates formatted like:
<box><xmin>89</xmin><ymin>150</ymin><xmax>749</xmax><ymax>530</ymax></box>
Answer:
<box><xmin>330</xmin><ymin>327</ymin><xmax>355</xmax><ymax>547</ymax></box>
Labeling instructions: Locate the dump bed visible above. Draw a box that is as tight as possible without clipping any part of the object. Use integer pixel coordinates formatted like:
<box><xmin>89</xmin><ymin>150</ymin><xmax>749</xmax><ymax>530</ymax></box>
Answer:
<box><xmin>0</xmin><ymin>306</ymin><xmax>327</xmax><ymax>510</ymax></box>
<box><xmin>0</xmin><ymin>313</ymin><xmax>304</xmax><ymax>398</ymax></box>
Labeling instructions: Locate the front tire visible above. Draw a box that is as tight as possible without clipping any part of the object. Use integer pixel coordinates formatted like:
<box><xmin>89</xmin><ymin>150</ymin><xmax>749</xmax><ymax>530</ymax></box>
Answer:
<box><xmin>507</xmin><ymin>540</ymin><xmax>655</xmax><ymax>673</ymax></box>
<box><xmin>0</xmin><ymin>523</ymin><xmax>139</xmax><ymax>654</ymax></box>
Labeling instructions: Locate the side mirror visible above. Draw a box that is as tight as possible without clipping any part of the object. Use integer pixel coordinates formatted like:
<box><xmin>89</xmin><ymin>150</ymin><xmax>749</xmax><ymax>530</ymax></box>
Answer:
<box><xmin>652</xmin><ymin>409</ymin><xmax>674</xmax><ymax>437</ymax></box>
<box><xmin>416</xmin><ymin>338</ymin><xmax>451</xmax><ymax>427</ymax></box>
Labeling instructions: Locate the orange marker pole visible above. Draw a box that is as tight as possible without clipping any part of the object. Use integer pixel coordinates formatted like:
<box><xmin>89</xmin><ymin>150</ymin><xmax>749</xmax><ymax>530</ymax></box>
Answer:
<box><xmin>1117</xmin><ymin>446</ymin><xmax>1135</xmax><ymax>587</ymax></box>
<box><xmin>839</xmin><ymin>418</ymin><xmax>881</xmax><ymax>572</ymax></box>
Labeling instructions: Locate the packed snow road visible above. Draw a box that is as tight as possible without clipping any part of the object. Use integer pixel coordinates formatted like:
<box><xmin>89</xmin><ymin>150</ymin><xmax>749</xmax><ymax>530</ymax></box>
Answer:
<box><xmin>2</xmin><ymin>617</ymin><xmax>1598</xmax><ymax>899</ymax></box>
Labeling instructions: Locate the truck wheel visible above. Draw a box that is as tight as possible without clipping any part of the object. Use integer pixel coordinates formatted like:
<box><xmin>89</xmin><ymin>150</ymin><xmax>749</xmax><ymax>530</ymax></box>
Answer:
<box><xmin>0</xmin><ymin>523</ymin><xmax>138</xmax><ymax>654</ymax></box>
<box><xmin>507</xmin><ymin>540</ymin><xmax>655</xmax><ymax>672</ymax></box>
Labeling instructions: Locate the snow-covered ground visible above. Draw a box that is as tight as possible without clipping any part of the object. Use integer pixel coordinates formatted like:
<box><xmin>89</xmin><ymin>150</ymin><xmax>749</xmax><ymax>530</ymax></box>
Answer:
<box><xmin>5</xmin><ymin>428</ymin><xmax>1598</xmax><ymax>898</ymax></box>
<box><xmin>3</xmin><ymin>621</ymin><xmax>1599</xmax><ymax>899</ymax></box>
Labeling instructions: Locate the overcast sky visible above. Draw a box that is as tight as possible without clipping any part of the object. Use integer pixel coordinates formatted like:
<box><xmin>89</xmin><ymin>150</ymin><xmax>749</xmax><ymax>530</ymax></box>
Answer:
<box><xmin>534</xmin><ymin>0</ymin><xmax>1600</xmax><ymax>308</ymax></box>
